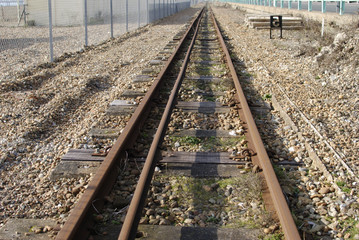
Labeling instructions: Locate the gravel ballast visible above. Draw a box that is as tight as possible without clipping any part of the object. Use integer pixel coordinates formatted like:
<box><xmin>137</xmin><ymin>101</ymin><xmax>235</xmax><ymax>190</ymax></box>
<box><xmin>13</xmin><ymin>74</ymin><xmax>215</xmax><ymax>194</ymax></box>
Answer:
<box><xmin>1</xmin><ymin>3</ymin><xmax>359</xmax><ymax>239</ymax></box>
<box><xmin>212</xmin><ymin>3</ymin><xmax>359</xmax><ymax>239</ymax></box>
<box><xmin>0</xmin><ymin>6</ymin><xmax>201</xmax><ymax>234</ymax></box>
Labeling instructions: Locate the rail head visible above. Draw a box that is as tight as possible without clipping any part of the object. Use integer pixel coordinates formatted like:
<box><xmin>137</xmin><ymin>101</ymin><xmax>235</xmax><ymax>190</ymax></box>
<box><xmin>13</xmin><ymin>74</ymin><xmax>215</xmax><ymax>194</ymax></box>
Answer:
<box><xmin>210</xmin><ymin>8</ymin><xmax>301</xmax><ymax>240</ymax></box>
<box><xmin>55</xmin><ymin>7</ymin><xmax>205</xmax><ymax>240</ymax></box>
<box><xmin>118</xmin><ymin>8</ymin><xmax>205</xmax><ymax>240</ymax></box>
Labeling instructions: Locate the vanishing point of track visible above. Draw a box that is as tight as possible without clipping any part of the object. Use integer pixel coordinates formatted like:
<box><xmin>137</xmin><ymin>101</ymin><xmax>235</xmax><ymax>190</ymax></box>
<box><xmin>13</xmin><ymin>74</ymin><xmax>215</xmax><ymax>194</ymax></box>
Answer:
<box><xmin>56</xmin><ymin>6</ymin><xmax>300</xmax><ymax>240</ymax></box>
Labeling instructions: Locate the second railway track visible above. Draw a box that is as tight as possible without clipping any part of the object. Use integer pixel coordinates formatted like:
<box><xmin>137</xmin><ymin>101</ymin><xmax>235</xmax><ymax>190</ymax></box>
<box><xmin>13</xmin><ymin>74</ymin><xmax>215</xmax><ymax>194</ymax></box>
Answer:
<box><xmin>56</xmin><ymin>5</ymin><xmax>300</xmax><ymax>240</ymax></box>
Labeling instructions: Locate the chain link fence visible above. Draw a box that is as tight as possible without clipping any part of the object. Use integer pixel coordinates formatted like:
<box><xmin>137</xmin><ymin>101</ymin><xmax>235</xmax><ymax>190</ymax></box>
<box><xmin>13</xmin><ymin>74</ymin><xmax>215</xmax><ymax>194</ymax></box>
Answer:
<box><xmin>0</xmin><ymin>0</ymin><xmax>199</xmax><ymax>79</ymax></box>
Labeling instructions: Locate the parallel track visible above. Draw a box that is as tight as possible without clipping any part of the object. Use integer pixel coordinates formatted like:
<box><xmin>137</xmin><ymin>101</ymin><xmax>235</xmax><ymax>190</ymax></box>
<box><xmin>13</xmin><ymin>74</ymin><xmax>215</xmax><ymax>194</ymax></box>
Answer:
<box><xmin>56</xmin><ymin>6</ymin><xmax>300</xmax><ymax>240</ymax></box>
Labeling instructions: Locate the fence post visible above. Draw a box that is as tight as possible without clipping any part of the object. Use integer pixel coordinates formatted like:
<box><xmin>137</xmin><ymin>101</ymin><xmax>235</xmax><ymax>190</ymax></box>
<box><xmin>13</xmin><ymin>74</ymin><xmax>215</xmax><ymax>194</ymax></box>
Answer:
<box><xmin>170</xmin><ymin>0</ymin><xmax>172</xmax><ymax>15</ymax></box>
<box><xmin>17</xmin><ymin>0</ymin><xmax>20</xmax><ymax>23</ymax></box>
<box><xmin>84</xmin><ymin>0</ymin><xmax>88</xmax><ymax>46</ymax></box>
<box><xmin>288</xmin><ymin>0</ymin><xmax>291</xmax><ymax>8</ymax></box>
<box><xmin>321</xmin><ymin>0</ymin><xmax>326</xmax><ymax>13</ymax></box>
<box><xmin>339</xmin><ymin>1</ymin><xmax>345</xmax><ymax>15</ymax></box>
<box><xmin>126</xmin><ymin>0</ymin><xmax>128</xmax><ymax>32</ymax></box>
<box><xmin>110</xmin><ymin>0</ymin><xmax>113</xmax><ymax>38</ymax></box>
<box><xmin>162</xmin><ymin>0</ymin><xmax>164</xmax><ymax>18</ymax></box>
<box><xmin>154</xmin><ymin>0</ymin><xmax>156</xmax><ymax>20</ymax></box>
<box><xmin>147</xmin><ymin>0</ymin><xmax>149</xmax><ymax>24</ymax></box>
<box><xmin>298</xmin><ymin>0</ymin><xmax>301</xmax><ymax>10</ymax></box>
<box><xmin>308</xmin><ymin>0</ymin><xmax>312</xmax><ymax>12</ymax></box>
<box><xmin>158</xmin><ymin>0</ymin><xmax>162</xmax><ymax>19</ymax></box>
<box><xmin>138</xmin><ymin>0</ymin><xmax>141</xmax><ymax>28</ymax></box>
<box><xmin>280</xmin><ymin>0</ymin><xmax>283</xmax><ymax>8</ymax></box>
<box><xmin>48</xmin><ymin>0</ymin><xmax>53</xmax><ymax>62</ymax></box>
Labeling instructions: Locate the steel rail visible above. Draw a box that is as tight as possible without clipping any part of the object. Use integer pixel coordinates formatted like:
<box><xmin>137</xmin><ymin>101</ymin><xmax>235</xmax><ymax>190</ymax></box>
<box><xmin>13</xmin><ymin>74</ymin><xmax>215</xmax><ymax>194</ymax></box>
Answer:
<box><xmin>118</xmin><ymin>8</ymin><xmax>204</xmax><ymax>240</ymax></box>
<box><xmin>55</xmin><ymin>7</ymin><xmax>204</xmax><ymax>240</ymax></box>
<box><xmin>210</xmin><ymin>9</ymin><xmax>301</xmax><ymax>240</ymax></box>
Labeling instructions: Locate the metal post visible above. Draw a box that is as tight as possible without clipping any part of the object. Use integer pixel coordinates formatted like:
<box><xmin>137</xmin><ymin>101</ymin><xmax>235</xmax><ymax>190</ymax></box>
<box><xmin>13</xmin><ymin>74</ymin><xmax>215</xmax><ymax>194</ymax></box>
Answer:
<box><xmin>84</xmin><ymin>0</ymin><xmax>88</xmax><ymax>46</ymax></box>
<box><xmin>126</xmin><ymin>0</ymin><xmax>128</xmax><ymax>32</ymax></box>
<box><xmin>274</xmin><ymin>0</ymin><xmax>277</xmax><ymax>7</ymax></box>
<box><xmin>322</xmin><ymin>0</ymin><xmax>326</xmax><ymax>13</ymax></box>
<box><xmin>159</xmin><ymin>0</ymin><xmax>161</xmax><ymax>19</ymax></box>
<box><xmin>147</xmin><ymin>0</ymin><xmax>149</xmax><ymax>24</ymax></box>
<box><xmin>17</xmin><ymin>0</ymin><xmax>20</xmax><ymax>23</ymax></box>
<box><xmin>154</xmin><ymin>0</ymin><xmax>156</xmax><ymax>20</ymax></box>
<box><xmin>170</xmin><ymin>0</ymin><xmax>172</xmax><ymax>15</ymax></box>
<box><xmin>288</xmin><ymin>0</ymin><xmax>291</xmax><ymax>9</ymax></box>
<box><xmin>138</xmin><ymin>0</ymin><xmax>141</xmax><ymax>28</ymax></box>
<box><xmin>339</xmin><ymin>1</ymin><xmax>345</xmax><ymax>15</ymax></box>
<box><xmin>298</xmin><ymin>0</ymin><xmax>301</xmax><ymax>10</ymax></box>
<box><xmin>308</xmin><ymin>0</ymin><xmax>312</xmax><ymax>11</ymax></box>
<box><xmin>110</xmin><ymin>0</ymin><xmax>113</xmax><ymax>38</ymax></box>
<box><xmin>161</xmin><ymin>0</ymin><xmax>164</xmax><ymax>18</ymax></box>
<box><xmin>48</xmin><ymin>0</ymin><xmax>53</xmax><ymax>62</ymax></box>
<box><xmin>280</xmin><ymin>0</ymin><xmax>283</xmax><ymax>8</ymax></box>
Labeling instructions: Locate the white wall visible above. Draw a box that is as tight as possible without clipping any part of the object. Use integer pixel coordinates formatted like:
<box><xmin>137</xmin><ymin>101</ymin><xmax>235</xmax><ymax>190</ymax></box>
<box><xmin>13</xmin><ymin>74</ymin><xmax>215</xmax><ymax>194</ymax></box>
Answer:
<box><xmin>27</xmin><ymin>0</ymin><xmax>83</xmax><ymax>26</ymax></box>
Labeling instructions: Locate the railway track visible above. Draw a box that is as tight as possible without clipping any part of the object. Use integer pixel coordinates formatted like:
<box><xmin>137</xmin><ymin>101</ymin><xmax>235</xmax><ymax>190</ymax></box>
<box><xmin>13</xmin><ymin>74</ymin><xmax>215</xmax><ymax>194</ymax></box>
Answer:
<box><xmin>56</xmin><ymin>5</ymin><xmax>300</xmax><ymax>240</ymax></box>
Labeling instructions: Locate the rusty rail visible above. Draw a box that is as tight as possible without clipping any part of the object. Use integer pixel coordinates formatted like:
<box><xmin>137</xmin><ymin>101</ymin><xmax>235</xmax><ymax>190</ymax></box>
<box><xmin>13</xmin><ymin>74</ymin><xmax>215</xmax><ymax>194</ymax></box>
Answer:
<box><xmin>118</xmin><ymin>9</ymin><xmax>204</xmax><ymax>240</ymax></box>
<box><xmin>56</xmin><ymin>5</ymin><xmax>300</xmax><ymax>240</ymax></box>
<box><xmin>55</xmin><ymin>7</ymin><xmax>204</xmax><ymax>240</ymax></box>
<box><xmin>210</xmin><ymin>9</ymin><xmax>301</xmax><ymax>240</ymax></box>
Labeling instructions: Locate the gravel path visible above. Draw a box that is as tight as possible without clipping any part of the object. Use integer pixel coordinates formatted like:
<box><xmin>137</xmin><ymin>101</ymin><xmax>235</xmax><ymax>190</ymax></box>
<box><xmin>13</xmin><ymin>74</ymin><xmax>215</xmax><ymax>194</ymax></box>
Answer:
<box><xmin>0</xmin><ymin>6</ymin><xmax>201</xmax><ymax>233</ymax></box>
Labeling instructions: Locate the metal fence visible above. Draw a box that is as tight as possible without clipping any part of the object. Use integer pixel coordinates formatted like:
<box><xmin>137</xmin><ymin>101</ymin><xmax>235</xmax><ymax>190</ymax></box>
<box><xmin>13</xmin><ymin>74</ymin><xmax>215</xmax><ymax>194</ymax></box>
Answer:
<box><xmin>0</xmin><ymin>0</ymin><xmax>198</xmax><ymax>79</ymax></box>
<box><xmin>216</xmin><ymin>0</ymin><xmax>359</xmax><ymax>15</ymax></box>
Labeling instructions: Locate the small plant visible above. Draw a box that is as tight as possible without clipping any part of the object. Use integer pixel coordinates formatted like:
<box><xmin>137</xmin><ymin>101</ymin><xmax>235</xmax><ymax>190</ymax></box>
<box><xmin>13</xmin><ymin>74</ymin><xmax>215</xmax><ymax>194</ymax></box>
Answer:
<box><xmin>263</xmin><ymin>93</ymin><xmax>272</xmax><ymax>100</ymax></box>
<box><xmin>203</xmin><ymin>96</ymin><xmax>216</xmax><ymax>101</ymax></box>
<box><xmin>336</xmin><ymin>181</ymin><xmax>346</xmax><ymax>187</ymax></box>
<box><xmin>264</xmin><ymin>232</ymin><xmax>284</xmax><ymax>240</ymax></box>
<box><xmin>206</xmin><ymin>216</ymin><xmax>220</xmax><ymax>223</ymax></box>
<box><xmin>183</xmin><ymin>136</ymin><xmax>201</xmax><ymax>145</ymax></box>
<box><xmin>273</xmin><ymin>165</ymin><xmax>286</xmax><ymax>180</ymax></box>
<box><xmin>337</xmin><ymin>218</ymin><xmax>359</xmax><ymax>238</ymax></box>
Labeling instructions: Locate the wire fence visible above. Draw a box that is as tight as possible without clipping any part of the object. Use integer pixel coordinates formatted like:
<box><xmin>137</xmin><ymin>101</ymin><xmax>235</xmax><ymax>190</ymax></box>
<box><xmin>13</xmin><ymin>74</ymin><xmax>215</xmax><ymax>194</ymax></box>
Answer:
<box><xmin>0</xmin><ymin>0</ymin><xmax>198</xmax><ymax>79</ymax></box>
<box><xmin>217</xmin><ymin>0</ymin><xmax>359</xmax><ymax>15</ymax></box>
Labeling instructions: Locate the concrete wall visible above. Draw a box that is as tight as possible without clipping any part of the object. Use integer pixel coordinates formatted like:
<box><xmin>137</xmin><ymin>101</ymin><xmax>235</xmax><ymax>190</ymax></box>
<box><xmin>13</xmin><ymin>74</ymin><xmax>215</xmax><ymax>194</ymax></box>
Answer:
<box><xmin>27</xmin><ymin>0</ymin><xmax>84</xmax><ymax>26</ymax></box>
<box><xmin>26</xmin><ymin>0</ymin><xmax>50</xmax><ymax>26</ymax></box>
<box><xmin>53</xmin><ymin>0</ymin><xmax>83</xmax><ymax>26</ymax></box>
